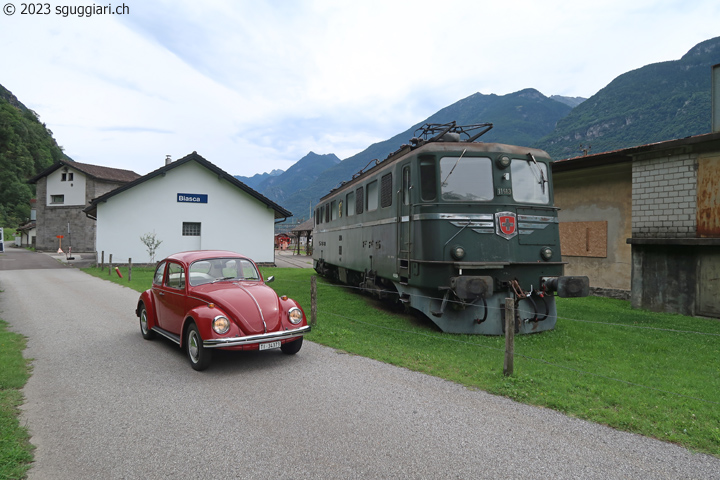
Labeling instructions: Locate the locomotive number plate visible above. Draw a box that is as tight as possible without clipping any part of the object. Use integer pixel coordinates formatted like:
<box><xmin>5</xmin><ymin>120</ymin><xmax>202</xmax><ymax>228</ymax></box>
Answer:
<box><xmin>496</xmin><ymin>188</ymin><xmax>512</xmax><ymax>196</ymax></box>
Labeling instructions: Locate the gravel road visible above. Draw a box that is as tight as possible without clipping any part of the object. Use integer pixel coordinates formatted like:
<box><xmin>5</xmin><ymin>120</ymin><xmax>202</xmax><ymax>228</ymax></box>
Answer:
<box><xmin>1</xmin><ymin>261</ymin><xmax>718</xmax><ymax>479</ymax></box>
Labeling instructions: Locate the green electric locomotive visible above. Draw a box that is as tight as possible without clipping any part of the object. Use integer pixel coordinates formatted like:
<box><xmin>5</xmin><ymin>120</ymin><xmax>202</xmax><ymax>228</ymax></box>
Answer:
<box><xmin>312</xmin><ymin>122</ymin><xmax>588</xmax><ymax>335</ymax></box>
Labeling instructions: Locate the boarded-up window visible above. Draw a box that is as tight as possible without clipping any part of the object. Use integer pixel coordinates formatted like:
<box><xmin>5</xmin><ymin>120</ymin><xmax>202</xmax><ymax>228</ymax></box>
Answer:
<box><xmin>559</xmin><ymin>221</ymin><xmax>607</xmax><ymax>257</ymax></box>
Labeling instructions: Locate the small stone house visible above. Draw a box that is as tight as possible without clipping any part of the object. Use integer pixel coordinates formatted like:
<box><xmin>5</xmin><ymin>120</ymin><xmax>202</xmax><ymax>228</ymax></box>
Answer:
<box><xmin>28</xmin><ymin>160</ymin><xmax>140</xmax><ymax>252</ymax></box>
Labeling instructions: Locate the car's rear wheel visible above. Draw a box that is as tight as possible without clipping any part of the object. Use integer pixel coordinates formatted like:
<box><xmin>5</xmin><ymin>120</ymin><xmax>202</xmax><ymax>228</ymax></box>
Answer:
<box><xmin>280</xmin><ymin>337</ymin><xmax>303</xmax><ymax>355</ymax></box>
<box><xmin>139</xmin><ymin>305</ymin><xmax>155</xmax><ymax>340</ymax></box>
<box><xmin>186</xmin><ymin>323</ymin><xmax>212</xmax><ymax>371</ymax></box>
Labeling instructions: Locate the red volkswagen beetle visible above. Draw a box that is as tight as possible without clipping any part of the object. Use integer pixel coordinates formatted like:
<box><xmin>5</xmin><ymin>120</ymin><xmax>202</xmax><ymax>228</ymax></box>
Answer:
<box><xmin>136</xmin><ymin>250</ymin><xmax>310</xmax><ymax>370</ymax></box>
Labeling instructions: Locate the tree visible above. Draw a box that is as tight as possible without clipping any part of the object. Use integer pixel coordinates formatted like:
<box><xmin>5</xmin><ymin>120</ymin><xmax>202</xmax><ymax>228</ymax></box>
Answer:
<box><xmin>139</xmin><ymin>232</ymin><xmax>162</xmax><ymax>263</ymax></box>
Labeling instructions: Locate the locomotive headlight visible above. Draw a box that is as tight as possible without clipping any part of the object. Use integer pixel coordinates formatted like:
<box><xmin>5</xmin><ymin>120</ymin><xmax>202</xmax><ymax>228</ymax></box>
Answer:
<box><xmin>496</xmin><ymin>155</ymin><xmax>511</xmax><ymax>169</ymax></box>
<box><xmin>288</xmin><ymin>307</ymin><xmax>303</xmax><ymax>325</ymax></box>
<box><xmin>212</xmin><ymin>315</ymin><xmax>231</xmax><ymax>334</ymax></box>
<box><xmin>451</xmin><ymin>245</ymin><xmax>466</xmax><ymax>260</ymax></box>
<box><xmin>540</xmin><ymin>246</ymin><xmax>553</xmax><ymax>261</ymax></box>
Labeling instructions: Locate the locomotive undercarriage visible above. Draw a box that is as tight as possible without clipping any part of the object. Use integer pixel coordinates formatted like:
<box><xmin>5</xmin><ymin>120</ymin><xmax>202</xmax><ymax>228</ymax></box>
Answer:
<box><xmin>393</xmin><ymin>277</ymin><xmax>559</xmax><ymax>335</ymax></box>
<box><xmin>314</xmin><ymin>257</ymin><xmax>584</xmax><ymax>335</ymax></box>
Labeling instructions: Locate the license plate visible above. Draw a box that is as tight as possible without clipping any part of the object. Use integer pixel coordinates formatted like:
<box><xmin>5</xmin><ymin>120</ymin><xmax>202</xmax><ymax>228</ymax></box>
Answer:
<box><xmin>259</xmin><ymin>341</ymin><xmax>281</xmax><ymax>351</ymax></box>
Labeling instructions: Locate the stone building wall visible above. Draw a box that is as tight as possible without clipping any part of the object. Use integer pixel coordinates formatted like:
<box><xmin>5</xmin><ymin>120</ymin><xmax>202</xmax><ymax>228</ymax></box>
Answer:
<box><xmin>631</xmin><ymin>154</ymin><xmax>698</xmax><ymax>238</ymax></box>
<box><xmin>34</xmin><ymin>176</ymin><xmax>127</xmax><ymax>252</ymax></box>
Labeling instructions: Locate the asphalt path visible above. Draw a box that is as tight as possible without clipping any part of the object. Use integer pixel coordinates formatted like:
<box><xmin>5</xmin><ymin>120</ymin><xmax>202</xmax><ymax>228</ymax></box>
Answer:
<box><xmin>0</xmin><ymin>247</ymin><xmax>67</xmax><ymax>270</ymax></box>
<box><xmin>1</xmin><ymin>263</ymin><xmax>719</xmax><ymax>478</ymax></box>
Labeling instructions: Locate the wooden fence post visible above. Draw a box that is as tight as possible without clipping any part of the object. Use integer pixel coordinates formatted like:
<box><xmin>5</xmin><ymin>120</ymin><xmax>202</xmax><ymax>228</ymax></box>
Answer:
<box><xmin>100</xmin><ymin>251</ymin><xmax>104</xmax><ymax>270</ymax></box>
<box><xmin>108</xmin><ymin>254</ymin><xmax>113</xmax><ymax>276</ymax></box>
<box><xmin>128</xmin><ymin>258</ymin><xmax>132</xmax><ymax>282</ymax></box>
<box><xmin>504</xmin><ymin>298</ymin><xmax>515</xmax><ymax>376</ymax></box>
<box><xmin>310</xmin><ymin>275</ymin><xmax>317</xmax><ymax>327</ymax></box>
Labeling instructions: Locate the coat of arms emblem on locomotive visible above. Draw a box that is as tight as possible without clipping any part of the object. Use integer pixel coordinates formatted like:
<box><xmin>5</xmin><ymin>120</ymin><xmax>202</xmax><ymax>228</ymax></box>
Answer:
<box><xmin>495</xmin><ymin>212</ymin><xmax>517</xmax><ymax>240</ymax></box>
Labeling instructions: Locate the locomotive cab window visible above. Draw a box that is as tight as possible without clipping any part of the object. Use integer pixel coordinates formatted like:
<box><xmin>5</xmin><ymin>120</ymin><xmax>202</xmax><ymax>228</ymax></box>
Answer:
<box><xmin>331</xmin><ymin>200</ymin><xmax>338</xmax><ymax>221</ymax></box>
<box><xmin>402</xmin><ymin>166</ymin><xmax>410</xmax><ymax>205</ymax></box>
<box><xmin>511</xmin><ymin>159</ymin><xmax>550</xmax><ymax>204</ymax></box>
<box><xmin>440</xmin><ymin>156</ymin><xmax>493</xmax><ymax>201</ymax></box>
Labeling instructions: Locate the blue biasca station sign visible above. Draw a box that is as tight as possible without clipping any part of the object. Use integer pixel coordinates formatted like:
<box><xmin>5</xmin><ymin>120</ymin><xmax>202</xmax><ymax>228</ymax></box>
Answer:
<box><xmin>177</xmin><ymin>193</ymin><xmax>208</xmax><ymax>203</ymax></box>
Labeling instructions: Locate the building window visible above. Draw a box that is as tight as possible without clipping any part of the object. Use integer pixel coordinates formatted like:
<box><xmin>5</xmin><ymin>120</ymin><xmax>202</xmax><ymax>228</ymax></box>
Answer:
<box><xmin>50</xmin><ymin>195</ymin><xmax>64</xmax><ymax>204</ymax></box>
<box><xmin>61</xmin><ymin>172</ymin><xmax>74</xmax><ymax>182</ymax></box>
<box><xmin>182</xmin><ymin>222</ymin><xmax>201</xmax><ymax>236</ymax></box>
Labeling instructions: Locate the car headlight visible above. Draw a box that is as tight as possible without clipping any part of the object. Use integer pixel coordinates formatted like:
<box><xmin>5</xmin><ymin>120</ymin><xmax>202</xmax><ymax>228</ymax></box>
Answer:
<box><xmin>288</xmin><ymin>307</ymin><xmax>303</xmax><ymax>325</ymax></box>
<box><xmin>212</xmin><ymin>315</ymin><xmax>230</xmax><ymax>334</ymax></box>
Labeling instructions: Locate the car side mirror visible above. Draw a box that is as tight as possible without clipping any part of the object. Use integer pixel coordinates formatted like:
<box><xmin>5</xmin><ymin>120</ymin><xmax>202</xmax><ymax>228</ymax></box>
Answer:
<box><xmin>265</xmin><ymin>275</ymin><xmax>275</xmax><ymax>284</ymax></box>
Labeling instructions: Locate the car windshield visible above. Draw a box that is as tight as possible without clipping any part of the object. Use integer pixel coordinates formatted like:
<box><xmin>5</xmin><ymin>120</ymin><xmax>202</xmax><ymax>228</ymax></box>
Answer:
<box><xmin>188</xmin><ymin>257</ymin><xmax>261</xmax><ymax>286</ymax></box>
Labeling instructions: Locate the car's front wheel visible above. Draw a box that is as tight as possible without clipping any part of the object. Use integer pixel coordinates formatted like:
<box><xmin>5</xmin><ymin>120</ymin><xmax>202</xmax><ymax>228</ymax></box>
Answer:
<box><xmin>186</xmin><ymin>323</ymin><xmax>212</xmax><ymax>371</ymax></box>
<box><xmin>280</xmin><ymin>337</ymin><xmax>303</xmax><ymax>355</ymax></box>
<box><xmin>139</xmin><ymin>305</ymin><xmax>155</xmax><ymax>340</ymax></box>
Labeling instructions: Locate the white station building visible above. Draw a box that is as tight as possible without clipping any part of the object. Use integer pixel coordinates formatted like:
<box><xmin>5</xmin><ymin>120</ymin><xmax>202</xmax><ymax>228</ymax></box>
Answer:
<box><xmin>84</xmin><ymin>152</ymin><xmax>291</xmax><ymax>264</ymax></box>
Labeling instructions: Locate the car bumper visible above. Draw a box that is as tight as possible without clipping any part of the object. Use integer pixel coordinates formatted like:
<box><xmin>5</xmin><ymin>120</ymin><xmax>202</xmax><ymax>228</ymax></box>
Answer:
<box><xmin>202</xmin><ymin>325</ymin><xmax>311</xmax><ymax>348</ymax></box>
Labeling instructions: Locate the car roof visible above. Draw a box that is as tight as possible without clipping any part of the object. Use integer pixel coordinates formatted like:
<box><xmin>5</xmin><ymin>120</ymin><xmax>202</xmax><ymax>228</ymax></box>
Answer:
<box><xmin>164</xmin><ymin>250</ymin><xmax>249</xmax><ymax>264</ymax></box>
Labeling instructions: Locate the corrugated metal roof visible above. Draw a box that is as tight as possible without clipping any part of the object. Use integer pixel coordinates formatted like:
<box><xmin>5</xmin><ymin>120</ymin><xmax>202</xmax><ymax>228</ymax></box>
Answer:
<box><xmin>552</xmin><ymin>131</ymin><xmax>720</xmax><ymax>172</ymax></box>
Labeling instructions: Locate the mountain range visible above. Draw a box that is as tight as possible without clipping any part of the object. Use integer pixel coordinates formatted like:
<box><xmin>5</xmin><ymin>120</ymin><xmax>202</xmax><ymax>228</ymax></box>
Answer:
<box><xmin>257</xmin><ymin>36</ymin><xmax>720</xmax><ymax>222</ymax></box>
<box><xmin>2</xmin><ymin>36</ymin><xmax>719</xmax><ymax>228</ymax></box>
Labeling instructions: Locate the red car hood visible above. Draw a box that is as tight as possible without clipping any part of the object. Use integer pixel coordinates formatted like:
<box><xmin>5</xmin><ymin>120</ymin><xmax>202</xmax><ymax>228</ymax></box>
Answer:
<box><xmin>193</xmin><ymin>282</ymin><xmax>281</xmax><ymax>335</ymax></box>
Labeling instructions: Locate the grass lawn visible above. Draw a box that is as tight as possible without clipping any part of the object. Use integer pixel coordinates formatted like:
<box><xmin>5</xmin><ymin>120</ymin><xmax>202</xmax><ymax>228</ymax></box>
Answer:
<box><xmin>82</xmin><ymin>265</ymin><xmax>720</xmax><ymax>456</ymax></box>
<box><xmin>0</xmin><ymin>319</ymin><xmax>33</xmax><ymax>480</ymax></box>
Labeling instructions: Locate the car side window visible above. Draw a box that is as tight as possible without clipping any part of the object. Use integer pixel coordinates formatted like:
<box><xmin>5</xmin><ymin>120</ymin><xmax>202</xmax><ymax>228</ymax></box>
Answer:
<box><xmin>153</xmin><ymin>262</ymin><xmax>166</xmax><ymax>285</ymax></box>
<box><xmin>166</xmin><ymin>262</ymin><xmax>186</xmax><ymax>289</ymax></box>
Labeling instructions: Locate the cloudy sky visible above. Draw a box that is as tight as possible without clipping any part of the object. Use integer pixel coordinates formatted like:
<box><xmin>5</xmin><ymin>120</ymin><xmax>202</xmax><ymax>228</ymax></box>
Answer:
<box><xmin>1</xmin><ymin>0</ymin><xmax>718</xmax><ymax>177</ymax></box>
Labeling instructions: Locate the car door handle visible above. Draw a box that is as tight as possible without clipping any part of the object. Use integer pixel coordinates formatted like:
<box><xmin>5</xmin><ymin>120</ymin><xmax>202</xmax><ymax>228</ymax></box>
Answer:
<box><xmin>158</xmin><ymin>291</ymin><xmax>165</xmax><ymax>296</ymax></box>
